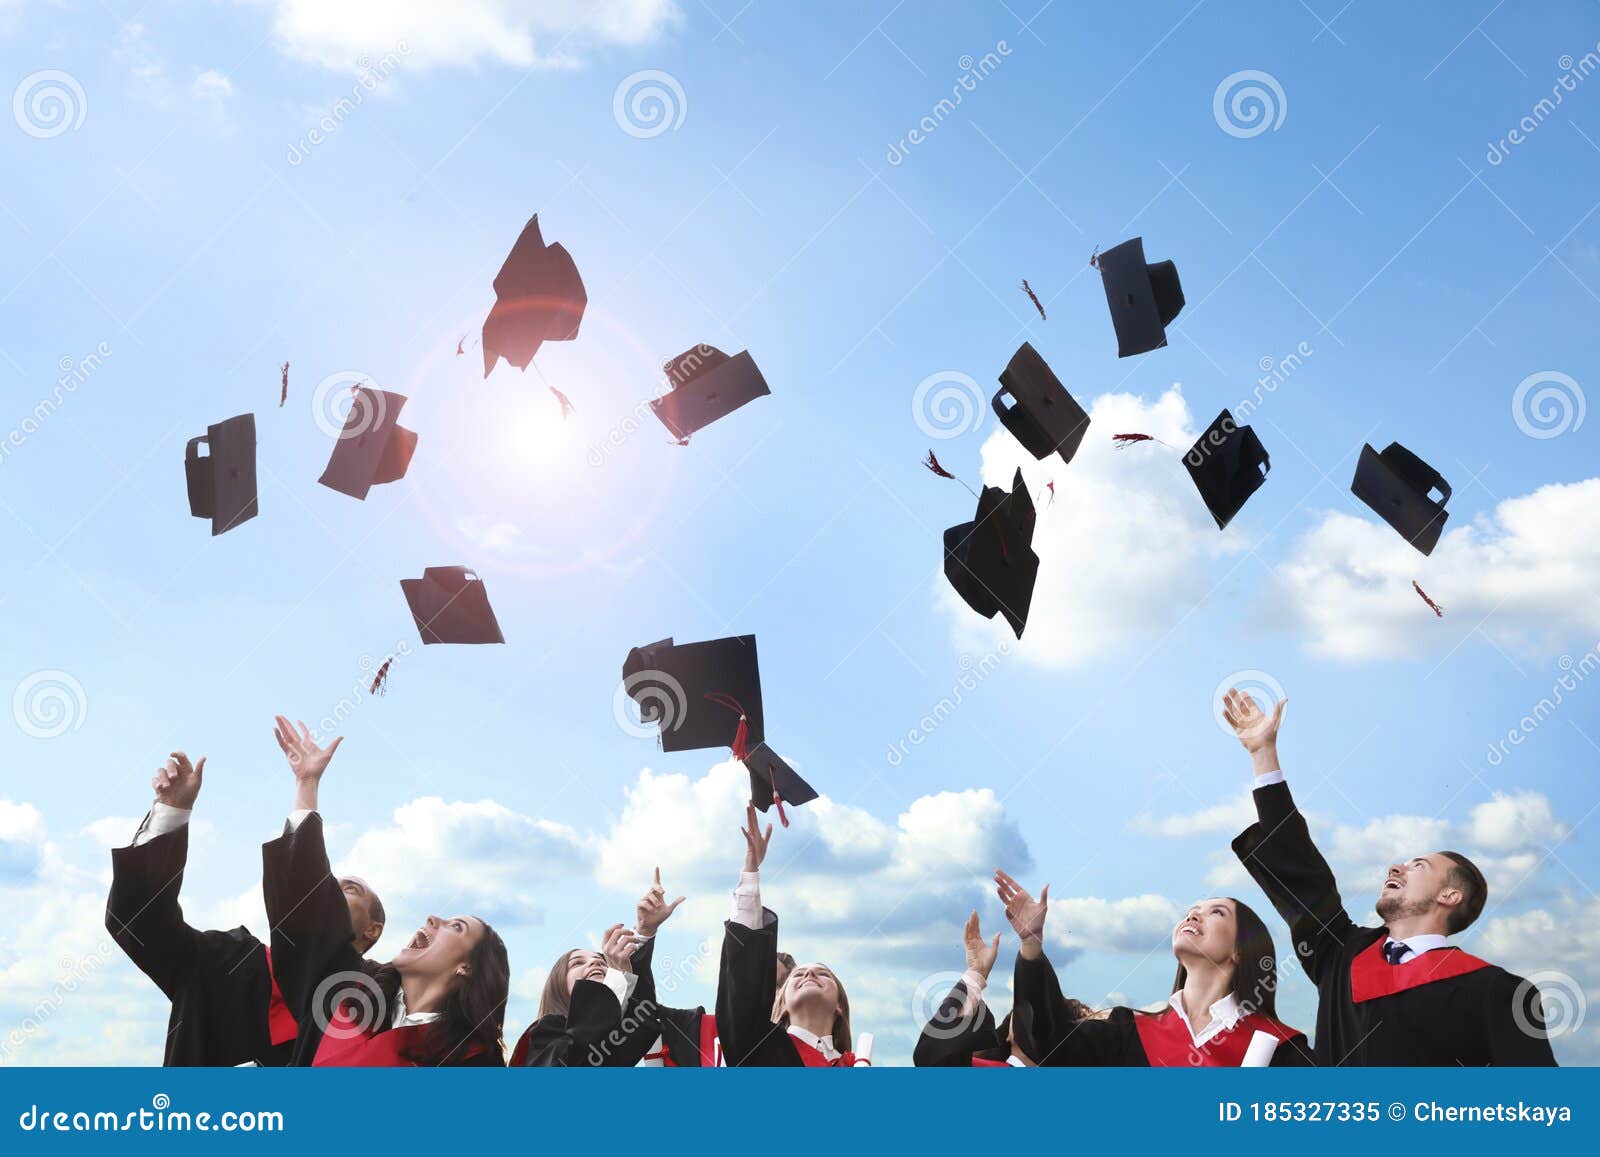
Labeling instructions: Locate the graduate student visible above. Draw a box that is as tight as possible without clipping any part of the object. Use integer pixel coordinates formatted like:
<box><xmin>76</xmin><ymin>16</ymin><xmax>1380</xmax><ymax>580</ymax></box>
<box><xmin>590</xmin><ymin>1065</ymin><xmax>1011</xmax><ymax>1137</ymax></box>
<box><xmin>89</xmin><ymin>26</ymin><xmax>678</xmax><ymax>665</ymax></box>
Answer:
<box><xmin>263</xmin><ymin>716</ymin><xmax>509</xmax><ymax>1066</ymax></box>
<box><xmin>105</xmin><ymin>748</ymin><xmax>384</xmax><ymax>1066</ymax></box>
<box><xmin>509</xmin><ymin>924</ymin><xmax>645</xmax><ymax>1066</ymax></box>
<box><xmin>996</xmin><ymin>869</ymin><xmax>1311</xmax><ymax>1066</ymax></box>
<box><xmin>1225</xmin><ymin>689</ymin><xmax>1557</xmax><ymax>1066</ymax></box>
<box><xmin>717</xmin><ymin>804</ymin><xmax>859</xmax><ymax>1067</ymax></box>
<box><xmin>617</xmin><ymin>869</ymin><xmax>726</xmax><ymax>1067</ymax></box>
<box><xmin>913</xmin><ymin>912</ymin><xmax>1040</xmax><ymax>1067</ymax></box>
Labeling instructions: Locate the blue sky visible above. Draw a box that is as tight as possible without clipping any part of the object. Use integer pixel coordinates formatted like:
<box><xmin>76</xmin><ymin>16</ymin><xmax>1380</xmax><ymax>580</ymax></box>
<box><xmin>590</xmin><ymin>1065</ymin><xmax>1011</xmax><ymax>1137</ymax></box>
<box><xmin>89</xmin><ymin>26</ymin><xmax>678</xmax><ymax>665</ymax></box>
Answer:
<box><xmin>2</xmin><ymin>0</ymin><xmax>1599</xmax><ymax>1065</ymax></box>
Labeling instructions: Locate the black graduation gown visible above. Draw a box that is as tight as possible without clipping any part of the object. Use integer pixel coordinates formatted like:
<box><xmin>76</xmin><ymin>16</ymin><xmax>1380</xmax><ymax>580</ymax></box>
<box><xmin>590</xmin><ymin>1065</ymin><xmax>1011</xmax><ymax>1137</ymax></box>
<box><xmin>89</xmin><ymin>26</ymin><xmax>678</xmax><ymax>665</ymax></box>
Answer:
<box><xmin>604</xmin><ymin>935</ymin><xmax>717</xmax><ymax>1067</ymax></box>
<box><xmin>1013</xmin><ymin>950</ymin><xmax>1314</xmax><ymax>1067</ymax></box>
<box><xmin>511</xmin><ymin>978</ymin><xmax>635</xmax><ymax>1066</ymax></box>
<box><xmin>105</xmin><ymin>821</ymin><xmax>293</xmax><ymax>1067</ymax></box>
<box><xmin>717</xmin><ymin>908</ymin><xmax>815</xmax><ymax>1067</ymax></box>
<box><xmin>912</xmin><ymin>978</ymin><xmax>1004</xmax><ymax>1066</ymax></box>
<box><xmin>1233</xmin><ymin>780</ymin><xmax>1557</xmax><ymax>1066</ymax></box>
<box><xmin>261</xmin><ymin>812</ymin><xmax>502</xmax><ymax>1068</ymax></box>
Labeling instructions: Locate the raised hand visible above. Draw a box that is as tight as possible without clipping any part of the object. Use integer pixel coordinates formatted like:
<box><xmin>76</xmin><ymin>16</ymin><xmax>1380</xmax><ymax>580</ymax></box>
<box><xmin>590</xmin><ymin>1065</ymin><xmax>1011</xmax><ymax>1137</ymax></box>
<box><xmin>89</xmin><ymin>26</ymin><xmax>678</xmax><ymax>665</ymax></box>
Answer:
<box><xmin>962</xmin><ymin>910</ymin><xmax>1001</xmax><ymax>980</ymax></box>
<box><xmin>636</xmin><ymin>867</ymin><xmax>686</xmax><ymax>938</ymax></box>
<box><xmin>994</xmin><ymin>869</ymin><xmax>1048</xmax><ymax>958</ymax></box>
<box><xmin>741</xmin><ymin>802</ymin><xmax>773</xmax><ymax>873</ymax></box>
<box><xmin>600</xmin><ymin>923</ymin><xmax>641</xmax><ymax>974</ymax></box>
<box><xmin>153</xmin><ymin>751</ymin><xmax>205</xmax><ymax>811</ymax></box>
<box><xmin>1221</xmin><ymin>688</ymin><xmax>1286</xmax><ymax>760</ymax></box>
<box><xmin>273</xmin><ymin>715</ymin><xmax>343</xmax><ymax>780</ymax></box>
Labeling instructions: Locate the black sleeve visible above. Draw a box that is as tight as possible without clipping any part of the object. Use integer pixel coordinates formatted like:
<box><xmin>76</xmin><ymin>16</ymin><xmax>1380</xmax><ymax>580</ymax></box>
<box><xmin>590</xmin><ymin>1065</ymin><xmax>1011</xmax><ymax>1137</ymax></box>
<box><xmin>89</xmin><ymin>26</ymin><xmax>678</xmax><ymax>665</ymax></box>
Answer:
<box><xmin>514</xmin><ymin>980</ymin><xmax>629</xmax><ymax>1067</ymax></box>
<box><xmin>106</xmin><ymin>823</ymin><xmax>204</xmax><ymax>999</ymax></box>
<box><xmin>1231</xmin><ymin>780</ymin><xmax>1357</xmax><ymax>984</ymax></box>
<box><xmin>1488</xmin><ymin>971</ymin><xmax>1559</xmax><ymax>1066</ymax></box>
<box><xmin>716</xmin><ymin>908</ymin><xmax>791</xmax><ymax>1067</ymax></box>
<box><xmin>261</xmin><ymin>812</ymin><xmax>362</xmax><ymax>1019</ymax></box>
<box><xmin>1269</xmin><ymin>1033</ymin><xmax>1318</xmax><ymax>1067</ymax></box>
<box><xmin>912</xmin><ymin>979</ymin><xmax>999</xmax><ymax>1067</ymax></box>
<box><xmin>1012</xmin><ymin>950</ymin><xmax>1075</xmax><ymax>1061</ymax></box>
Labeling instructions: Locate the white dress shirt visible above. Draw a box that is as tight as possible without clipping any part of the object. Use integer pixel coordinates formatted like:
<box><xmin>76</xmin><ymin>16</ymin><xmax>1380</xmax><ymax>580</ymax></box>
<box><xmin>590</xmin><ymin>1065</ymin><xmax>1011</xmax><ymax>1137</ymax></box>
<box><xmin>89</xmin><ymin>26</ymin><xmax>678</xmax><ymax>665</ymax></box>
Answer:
<box><xmin>131</xmin><ymin>802</ymin><xmax>191</xmax><ymax>846</ymax></box>
<box><xmin>1381</xmin><ymin>933</ymin><xmax>1450</xmax><ymax>964</ymax></box>
<box><xmin>1168</xmin><ymin>990</ymin><xmax>1243</xmax><ymax>1047</ymax></box>
<box><xmin>731</xmin><ymin>870</ymin><xmax>763</xmax><ymax>929</ymax></box>
<box><xmin>1252</xmin><ymin>769</ymin><xmax>1286</xmax><ymax>789</ymax></box>
<box><xmin>786</xmin><ymin>1023</ymin><xmax>842</xmax><ymax>1062</ymax></box>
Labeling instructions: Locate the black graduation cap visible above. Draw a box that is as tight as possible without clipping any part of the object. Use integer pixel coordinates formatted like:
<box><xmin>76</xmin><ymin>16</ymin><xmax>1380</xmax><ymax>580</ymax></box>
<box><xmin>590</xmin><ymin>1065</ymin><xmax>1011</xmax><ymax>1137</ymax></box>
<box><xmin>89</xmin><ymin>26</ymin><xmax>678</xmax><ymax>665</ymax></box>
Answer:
<box><xmin>621</xmin><ymin>634</ymin><xmax>765</xmax><ymax>753</ymax></box>
<box><xmin>942</xmin><ymin>468</ymin><xmax>1039</xmax><ymax>638</ymax></box>
<box><xmin>1351</xmin><ymin>442</ymin><xmax>1452</xmax><ymax>556</ymax></box>
<box><xmin>185</xmin><ymin>413</ymin><xmax>258</xmax><ymax>536</ymax></box>
<box><xmin>400</xmin><ymin>567</ymin><xmax>505</xmax><ymax>644</ymax></box>
<box><xmin>992</xmin><ymin>342</ymin><xmax>1091</xmax><ymax>465</ymax></box>
<box><xmin>1183</xmin><ymin>409</ymin><xmax>1270</xmax><ymax>530</ymax></box>
<box><xmin>1096</xmin><ymin>237</ymin><xmax>1184</xmax><ymax>357</ymax></box>
<box><xmin>482</xmin><ymin>214</ymin><xmax>587</xmax><ymax>378</ymax></box>
<box><xmin>649</xmin><ymin>345</ymin><xmax>770</xmax><ymax>442</ymax></box>
<box><xmin>742</xmin><ymin>741</ymin><xmax>817</xmax><ymax>828</ymax></box>
<box><xmin>317</xmin><ymin>389</ymin><xmax>417</xmax><ymax>501</ymax></box>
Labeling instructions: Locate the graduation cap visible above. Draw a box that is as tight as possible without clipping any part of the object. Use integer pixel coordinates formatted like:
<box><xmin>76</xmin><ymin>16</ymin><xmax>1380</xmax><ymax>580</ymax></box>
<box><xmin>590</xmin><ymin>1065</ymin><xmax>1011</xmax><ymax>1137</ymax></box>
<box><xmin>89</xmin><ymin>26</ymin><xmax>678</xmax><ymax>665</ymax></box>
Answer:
<box><xmin>400</xmin><ymin>567</ymin><xmax>504</xmax><ymax>644</ymax></box>
<box><xmin>317</xmin><ymin>389</ymin><xmax>417</xmax><ymax>501</ymax></box>
<box><xmin>1183</xmin><ymin>409</ymin><xmax>1270</xmax><ymax>530</ymax></box>
<box><xmin>742</xmin><ymin>741</ymin><xmax>817</xmax><ymax>828</ymax></box>
<box><xmin>992</xmin><ymin>342</ymin><xmax>1091</xmax><ymax>465</ymax></box>
<box><xmin>185</xmin><ymin>413</ymin><xmax>258</xmax><ymax>536</ymax></box>
<box><xmin>482</xmin><ymin>215</ymin><xmax>586</xmax><ymax>377</ymax></box>
<box><xmin>1095</xmin><ymin>237</ymin><xmax>1184</xmax><ymax>357</ymax></box>
<box><xmin>1351</xmin><ymin>442</ymin><xmax>1451</xmax><ymax>555</ymax></box>
<box><xmin>649</xmin><ymin>345</ymin><xmax>770</xmax><ymax>443</ymax></box>
<box><xmin>622</xmin><ymin>635</ymin><xmax>765</xmax><ymax>753</ymax></box>
<box><xmin>942</xmin><ymin>468</ymin><xmax>1039</xmax><ymax>638</ymax></box>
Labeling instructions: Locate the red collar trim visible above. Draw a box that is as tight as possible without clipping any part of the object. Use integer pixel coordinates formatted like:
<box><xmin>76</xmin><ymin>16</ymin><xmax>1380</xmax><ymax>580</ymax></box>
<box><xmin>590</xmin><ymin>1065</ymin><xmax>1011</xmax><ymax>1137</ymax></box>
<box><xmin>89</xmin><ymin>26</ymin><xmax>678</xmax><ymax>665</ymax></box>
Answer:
<box><xmin>1349</xmin><ymin>937</ymin><xmax>1491</xmax><ymax>1004</ymax></box>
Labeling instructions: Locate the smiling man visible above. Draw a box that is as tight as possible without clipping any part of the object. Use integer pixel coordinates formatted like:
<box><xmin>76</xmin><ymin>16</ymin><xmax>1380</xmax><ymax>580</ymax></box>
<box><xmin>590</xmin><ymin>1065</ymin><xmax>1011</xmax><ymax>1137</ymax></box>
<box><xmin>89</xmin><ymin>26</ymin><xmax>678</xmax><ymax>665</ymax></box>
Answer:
<box><xmin>105</xmin><ymin>748</ymin><xmax>385</xmax><ymax>1066</ymax></box>
<box><xmin>1224</xmin><ymin>689</ymin><xmax>1556</xmax><ymax>1066</ymax></box>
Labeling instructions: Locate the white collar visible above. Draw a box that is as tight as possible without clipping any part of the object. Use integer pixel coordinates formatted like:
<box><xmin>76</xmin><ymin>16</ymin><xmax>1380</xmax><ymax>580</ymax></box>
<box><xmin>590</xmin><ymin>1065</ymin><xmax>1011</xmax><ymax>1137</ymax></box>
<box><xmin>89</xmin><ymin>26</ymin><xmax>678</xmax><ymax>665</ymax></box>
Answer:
<box><xmin>392</xmin><ymin>990</ymin><xmax>440</xmax><ymax>1028</ymax></box>
<box><xmin>786</xmin><ymin>1024</ymin><xmax>840</xmax><ymax>1061</ymax></box>
<box><xmin>1005</xmin><ymin>1054</ymin><xmax>1027</xmax><ymax>1068</ymax></box>
<box><xmin>1384</xmin><ymin>933</ymin><xmax>1450</xmax><ymax>958</ymax></box>
<box><xmin>1168</xmin><ymin>990</ymin><xmax>1242</xmax><ymax>1046</ymax></box>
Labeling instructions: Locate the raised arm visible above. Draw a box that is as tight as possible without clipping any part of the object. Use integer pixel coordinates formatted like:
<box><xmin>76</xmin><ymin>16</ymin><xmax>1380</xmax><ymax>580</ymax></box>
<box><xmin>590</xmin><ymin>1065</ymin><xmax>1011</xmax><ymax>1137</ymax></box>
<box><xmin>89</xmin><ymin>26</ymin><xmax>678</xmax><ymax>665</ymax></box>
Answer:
<box><xmin>105</xmin><ymin>753</ymin><xmax>208</xmax><ymax>996</ymax></box>
<box><xmin>913</xmin><ymin>911</ymin><xmax>1001</xmax><ymax>1066</ymax></box>
<box><xmin>261</xmin><ymin>716</ymin><xmax>360</xmax><ymax>1018</ymax></box>
<box><xmin>1223</xmin><ymin>690</ymin><xmax>1355</xmax><ymax>981</ymax></box>
<box><xmin>996</xmin><ymin>868</ymin><xmax>1085</xmax><ymax>1061</ymax></box>
<box><xmin>716</xmin><ymin>803</ymin><xmax>782</xmax><ymax>1067</ymax></box>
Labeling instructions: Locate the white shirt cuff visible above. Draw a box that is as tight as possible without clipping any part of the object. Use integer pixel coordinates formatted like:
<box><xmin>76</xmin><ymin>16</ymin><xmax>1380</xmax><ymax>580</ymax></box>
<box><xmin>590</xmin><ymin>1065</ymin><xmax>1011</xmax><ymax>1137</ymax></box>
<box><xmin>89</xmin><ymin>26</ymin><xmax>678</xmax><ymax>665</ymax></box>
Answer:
<box><xmin>599</xmin><ymin>967</ymin><xmax>636</xmax><ymax>1011</ymax></box>
<box><xmin>1252</xmin><ymin>770</ymin><xmax>1286</xmax><ymax>788</ymax></box>
<box><xmin>133</xmin><ymin>802</ymin><xmax>191</xmax><ymax>847</ymax></box>
<box><xmin>731</xmin><ymin>870</ymin><xmax>762</xmax><ymax>930</ymax></box>
<box><xmin>285</xmin><ymin>809</ymin><xmax>315</xmax><ymax>833</ymax></box>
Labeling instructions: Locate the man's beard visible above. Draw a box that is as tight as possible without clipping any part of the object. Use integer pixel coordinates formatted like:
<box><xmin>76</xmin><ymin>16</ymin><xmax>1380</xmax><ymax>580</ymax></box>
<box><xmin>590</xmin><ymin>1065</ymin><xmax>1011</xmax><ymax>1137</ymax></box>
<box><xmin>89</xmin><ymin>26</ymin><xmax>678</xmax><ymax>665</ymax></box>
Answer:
<box><xmin>1376</xmin><ymin>890</ymin><xmax>1431</xmax><ymax>923</ymax></box>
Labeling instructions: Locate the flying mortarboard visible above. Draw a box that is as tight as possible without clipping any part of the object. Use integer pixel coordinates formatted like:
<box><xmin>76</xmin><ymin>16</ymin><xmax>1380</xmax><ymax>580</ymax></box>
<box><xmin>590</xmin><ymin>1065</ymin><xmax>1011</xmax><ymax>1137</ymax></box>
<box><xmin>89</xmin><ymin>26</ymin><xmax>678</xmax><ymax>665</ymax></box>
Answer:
<box><xmin>1095</xmin><ymin>237</ymin><xmax>1184</xmax><ymax>357</ymax></box>
<box><xmin>317</xmin><ymin>388</ymin><xmax>417</xmax><ymax>500</ymax></box>
<box><xmin>400</xmin><ymin>567</ymin><xmax>505</xmax><ymax>645</ymax></box>
<box><xmin>1183</xmin><ymin>409</ymin><xmax>1270</xmax><ymax>530</ymax></box>
<box><xmin>942</xmin><ymin>468</ymin><xmax>1039</xmax><ymax>638</ymax></box>
<box><xmin>649</xmin><ymin>345</ymin><xmax>770</xmax><ymax>443</ymax></box>
<box><xmin>1351</xmin><ymin>442</ymin><xmax>1451</xmax><ymax>556</ymax></box>
<box><xmin>185</xmin><ymin>413</ymin><xmax>258</xmax><ymax>536</ymax></box>
<box><xmin>742</xmin><ymin>741</ymin><xmax>818</xmax><ymax>827</ymax></box>
<box><xmin>622</xmin><ymin>634</ymin><xmax>765</xmax><ymax>753</ymax></box>
<box><xmin>992</xmin><ymin>342</ymin><xmax>1091</xmax><ymax>465</ymax></box>
<box><xmin>482</xmin><ymin>214</ymin><xmax>587</xmax><ymax>378</ymax></box>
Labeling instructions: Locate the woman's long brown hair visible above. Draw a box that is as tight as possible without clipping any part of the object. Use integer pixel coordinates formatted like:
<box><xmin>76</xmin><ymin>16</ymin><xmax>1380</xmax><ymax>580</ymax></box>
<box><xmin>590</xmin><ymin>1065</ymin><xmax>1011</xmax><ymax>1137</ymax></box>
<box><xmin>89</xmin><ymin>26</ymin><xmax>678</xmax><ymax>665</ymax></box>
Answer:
<box><xmin>1167</xmin><ymin>897</ymin><xmax>1281</xmax><ymax>1020</ymax></box>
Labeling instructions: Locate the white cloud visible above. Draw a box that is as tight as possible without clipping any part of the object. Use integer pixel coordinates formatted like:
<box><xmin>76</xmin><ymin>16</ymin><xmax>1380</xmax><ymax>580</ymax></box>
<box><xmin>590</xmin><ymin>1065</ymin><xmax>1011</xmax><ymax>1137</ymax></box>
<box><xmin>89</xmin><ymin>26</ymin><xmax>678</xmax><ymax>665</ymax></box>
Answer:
<box><xmin>0</xmin><ymin>800</ymin><xmax>48</xmax><ymax>882</ymax></box>
<box><xmin>191</xmin><ymin>68</ymin><xmax>234</xmax><ymax>125</ymax></box>
<box><xmin>1132</xmin><ymin>794</ymin><xmax>1255</xmax><ymax>838</ymax></box>
<box><xmin>114</xmin><ymin>22</ymin><xmax>172</xmax><ymax>104</ymax></box>
<box><xmin>1271</xmin><ymin>478</ymin><xmax>1600</xmax><ymax>661</ymax></box>
<box><xmin>338</xmin><ymin>796</ymin><xmax>594</xmax><ymax>928</ymax></box>
<box><xmin>1054</xmin><ymin>894</ymin><xmax>1182</xmax><ymax>957</ymax></box>
<box><xmin>261</xmin><ymin>0</ymin><xmax>682</xmax><ymax>71</ymax></box>
<box><xmin>939</xmin><ymin>386</ymin><xmax>1245</xmax><ymax>667</ymax></box>
<box><xmin>1467</xmin><ymin>791</ymin><xmax>1569</xmax><ymax>852</ymax></box>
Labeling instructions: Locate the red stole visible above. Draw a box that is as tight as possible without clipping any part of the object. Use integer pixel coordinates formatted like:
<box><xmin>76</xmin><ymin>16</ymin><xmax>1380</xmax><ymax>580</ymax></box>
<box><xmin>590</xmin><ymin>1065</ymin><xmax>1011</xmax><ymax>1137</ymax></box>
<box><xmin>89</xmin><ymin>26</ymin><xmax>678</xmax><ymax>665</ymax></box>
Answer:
<box><xmin>788</xmin><ymin>1033</ymin><xmax>857</xmax><ymax>1068</ymax></box>
<box><xmin>313</xmin><ymin>1010</ymin><xmax>455</xmax><ymax>1067</ymax></box>
<box><xmin>648</xmin><ymin>1014</ymin><xmax>722</xmax><ymax>1067</ymax></box>
<box><xmin>971</xmin><ymin>1056</ymin><xmax>1010</xmax><ymax>1068</ymax></box>
<box><xmin>1134</xmin><ymin>1006</ymin><xmax>1298</xmax><ymax>1067</ymax></box>
<box><xmin>1349</xmin><ymin>937</ymin><xmax>1490</xmax><ymax>1004</ymax></box>
<box><xmin>261</xmin><ymin>948</ymin><xmax>298</xmax><ymax>1047</ymax></box>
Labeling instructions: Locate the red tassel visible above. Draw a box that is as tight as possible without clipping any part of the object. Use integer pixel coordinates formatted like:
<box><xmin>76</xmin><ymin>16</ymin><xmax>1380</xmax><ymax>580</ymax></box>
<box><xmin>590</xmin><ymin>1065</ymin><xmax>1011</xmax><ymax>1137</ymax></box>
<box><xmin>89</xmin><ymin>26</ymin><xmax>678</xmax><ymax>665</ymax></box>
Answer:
<box><xmin>923</xmin><ymin>450</ymin><xmax>957</xmax><ymax>480</ymax></box>
<box><xmin>772</xmin><ymin>783</ymin><xmax>789</xmax><ymax>828</ymax></box>
<box><xmin>455</xmin><ymin>336</ymin><xmax>465</xmax><ymax>357</ymax></box>
<box><xmin>1113</xmin><ymin>433</ymin><xmax>1157</xmax><ymax>448</ymax></box>
<box><xmin>369</xmin><ymin>658</ymin><xmax>391</xmax><ymax>696</ymax></box>
<box><xmin>703</xmin><ymin>692</ymin><xmax>749</xmax><ymax>761</ymax></box>
<box><xmin>1413</xmin><ymin>580</ymin><xmax>1444</xmax><ymax>618</ymax></box>
<box><xmin>549</xmin><ymin>386</ymin><xmax>575</xmax><ymax>419</ymax></box>
<box><xmin>1089</xmin><ymin>246</ymin><xmax>1101</xmax><ymax>268</ymax></box>
<box><xmin>1020</xmin><ymin>278</ymin><xmax>1046</xmax><ymax>321</ymax></box>
<box><xmin>279</xmin><ymin>362</ymin><xmax>289</xmax><ymax>408</ymax></box>
<box><xmin>1044</xmin><ymin>480</ymin><xmax>1056</xmax><ymax>505</ymax></box>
